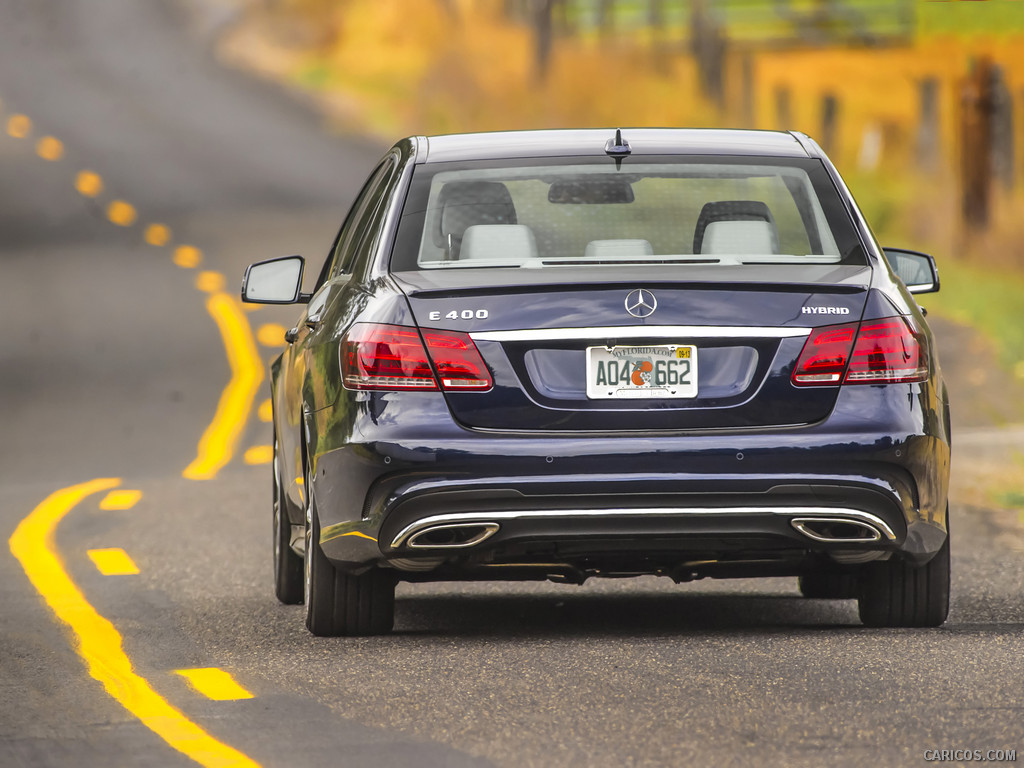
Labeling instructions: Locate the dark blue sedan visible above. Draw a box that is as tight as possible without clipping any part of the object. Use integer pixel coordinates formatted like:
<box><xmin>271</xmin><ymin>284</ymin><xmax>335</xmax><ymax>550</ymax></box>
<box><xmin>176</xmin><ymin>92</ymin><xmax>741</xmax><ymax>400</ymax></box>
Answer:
<box><xmin>242</xmin><ymin>128</ymin><xmax>951</xmax><ymax>635</ymax></box>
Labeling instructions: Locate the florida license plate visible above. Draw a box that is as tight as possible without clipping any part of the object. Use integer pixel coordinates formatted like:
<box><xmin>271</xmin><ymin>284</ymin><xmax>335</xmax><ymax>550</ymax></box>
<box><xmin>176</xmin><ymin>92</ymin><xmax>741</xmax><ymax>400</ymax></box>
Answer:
<box><xmin>585</xmin><ymin>345</ymin><xmax>698</xmax><ymax>399</ymax></box>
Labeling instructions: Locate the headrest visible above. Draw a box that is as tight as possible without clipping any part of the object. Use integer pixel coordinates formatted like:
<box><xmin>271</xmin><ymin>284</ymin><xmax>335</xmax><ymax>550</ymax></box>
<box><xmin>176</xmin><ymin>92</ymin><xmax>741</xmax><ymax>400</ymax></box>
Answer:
<box><xmin>434</xmin><ymin>181</ymin><xmax>517</xmax><ymax>247</ymax></box>
<box><xmin>459</xmin><ymin>225</ymin><xmax>538</xmax><ymax>262</ymax></box>
<box><xmin>583</xmin><ymin>239</ymin><xmax>655</xmax><ymax>259</ymax></box>
<box><xmin>693</xmin><ymin>200</ymin><xmax>779</xmax><ymax>254</ymax></box>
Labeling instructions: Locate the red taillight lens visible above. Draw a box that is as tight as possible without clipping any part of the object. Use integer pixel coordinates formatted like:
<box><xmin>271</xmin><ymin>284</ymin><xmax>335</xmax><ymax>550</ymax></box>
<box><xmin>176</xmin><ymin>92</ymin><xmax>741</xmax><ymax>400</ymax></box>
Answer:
<box><xmin>792</xmin><ymin>322</ymin><xmax>857</xmax><ymax>385</ymax></box>
<box><xmin>793</xmin><ymin>316</ymin><xmax>928</xmax><ymax>386</ymax></box>
<box><xmin>341</xmin><ymin>324</ymin><xmax>492</xmax><ymax>391</ymax></box>
<box><xmin>846</xmin><ymin>317</ymin><xmax>928</xmax><ymax>384</ymax></box>
<box><xmin>420</xmin><ymin>329</ymin><xmax>493</xmax><ymax>390</ymax></box>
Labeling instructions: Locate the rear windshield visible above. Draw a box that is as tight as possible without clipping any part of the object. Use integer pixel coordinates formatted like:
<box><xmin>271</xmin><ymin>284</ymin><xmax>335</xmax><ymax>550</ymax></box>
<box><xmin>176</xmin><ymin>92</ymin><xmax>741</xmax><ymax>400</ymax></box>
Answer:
<box><xmin>390</xmin><ymin>155</ymin><xmax>864</xmax><ymax>272</ymax></box>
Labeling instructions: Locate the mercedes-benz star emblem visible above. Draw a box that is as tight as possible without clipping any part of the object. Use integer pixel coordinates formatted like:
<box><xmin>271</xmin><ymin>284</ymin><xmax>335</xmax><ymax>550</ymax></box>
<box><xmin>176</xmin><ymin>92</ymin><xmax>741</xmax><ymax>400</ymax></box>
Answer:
<box><xmin>624</xmin><ymin>289</ymin><xmax>657</xmax><ymax>318</ymax></box>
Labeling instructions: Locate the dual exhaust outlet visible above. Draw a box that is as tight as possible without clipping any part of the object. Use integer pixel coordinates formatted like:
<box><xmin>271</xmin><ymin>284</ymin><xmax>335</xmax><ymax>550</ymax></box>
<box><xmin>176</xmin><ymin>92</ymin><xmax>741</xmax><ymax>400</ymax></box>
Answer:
<box><xmin>396</xmin><ymin>509</ymin><xmax>895</xmax><ymax>550</ymax></box>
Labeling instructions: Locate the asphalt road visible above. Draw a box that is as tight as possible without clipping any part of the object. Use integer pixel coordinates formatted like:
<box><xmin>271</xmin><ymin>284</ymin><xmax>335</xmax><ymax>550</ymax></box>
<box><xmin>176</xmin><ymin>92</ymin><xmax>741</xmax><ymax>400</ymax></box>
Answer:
<box><xmin>1</xmin><ymin>2</ymin><xmax>1023</xmax><ymax>767</ymax></box>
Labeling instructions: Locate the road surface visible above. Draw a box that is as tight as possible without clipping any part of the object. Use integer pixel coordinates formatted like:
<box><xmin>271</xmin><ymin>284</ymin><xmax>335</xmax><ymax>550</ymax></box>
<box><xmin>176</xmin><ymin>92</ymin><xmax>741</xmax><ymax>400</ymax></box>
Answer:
<box><xmin>1</xmin><ymin>2</ymin><xmax>1022</xmax><ymax>766</ymax></box>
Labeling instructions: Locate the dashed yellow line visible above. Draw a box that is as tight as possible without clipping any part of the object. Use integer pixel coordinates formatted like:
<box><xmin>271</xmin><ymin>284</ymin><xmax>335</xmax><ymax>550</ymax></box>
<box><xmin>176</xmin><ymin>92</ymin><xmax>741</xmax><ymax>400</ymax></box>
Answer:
<box><xmin>6</xmin><ymin>104</ymin><xmax>266</xmax><ymax>482</ymax></box>
<box><xmin>176</xmin><ymin>669</ymin><xmax>254</xmax><ymax>702</ymax></box>
<box><xmin>7</xmin><ymin>113</ymin><xmax>31</xmax><ymax>138</ymax></box>
<box><xmin>8</xmin><ymin>479</ymin><xmax>259</xmax><ymax>768</ymax></box>
<box><xmin>145</xmin><ymin>223</ymin><xmax>172</xmax><ymax>247</ymax></box>
<box><xmin>100</xmin><ymin>489</ymin><xmax>143</xmax><ymax>510</ymax></box>
<box><xmin>243</xmin><ymin>445</ymin><xmax>272</xmax><ymax>465</ymax></box>
<box><xmin>183</xmin><ymin>275</ymin><xmax>264</xmax><ymax>480</ymax></box>
<box><xmin>257</xmin><ymin>399</ymin><xmax>273</xmax><ymax>423</ymax></box>
<box><xmin>196</xmin><ymin>270</ymin><xmax>224</xmax><ymax>293</ymax></box>
<box><xmin>255</xmin><ymin>323</ymin><xmax>287</xmax><ymax>347</ymax></box>
<box><xmin>174</xmin><ymin>245</ymin><xmax>203</xmax><ymax>269</ymax></box>
<box><xmin>36</xmin><ymin>136</ymin><xmax>64</xmax><ymax>160</ymax></box>
<box><xmin>107</xmin><ymin>199</ymin><xmax>137</xmax><ymax>227</ymax></box>
<box><xmin>87</xmin><ymin>547</ymin><xmax>140</xmax><ymax>576</ymax></box>
<box><xmin>75</xmin><ymin>170</ymin><xmax>104</xmax><ymax>198</ymax></box>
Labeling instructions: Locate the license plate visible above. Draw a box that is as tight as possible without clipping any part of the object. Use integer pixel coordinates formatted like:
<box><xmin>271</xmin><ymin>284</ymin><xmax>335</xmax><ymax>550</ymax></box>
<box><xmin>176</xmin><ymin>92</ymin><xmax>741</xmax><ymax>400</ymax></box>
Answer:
<box><xmin>585</xmin><ymin>345</ymin><xmax>698</xmax><ymax>399</ymax></box>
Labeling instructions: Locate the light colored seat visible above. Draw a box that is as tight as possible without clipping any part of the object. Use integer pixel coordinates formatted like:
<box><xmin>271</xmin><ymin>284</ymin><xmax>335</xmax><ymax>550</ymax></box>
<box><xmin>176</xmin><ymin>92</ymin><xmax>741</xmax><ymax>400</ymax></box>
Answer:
<box><xmin>583</xmin><ymin>239</ymin><xmax>655</xmax><ymax>259</ymax></box>
<box><xmin>700</xmin><ymin>220</ymin><xmax>777</xmax><ymax>255</ymax></box>
<box><xmin>459</xmin><ymin>224</ymin><xmax>538</xmax><ymax>262</ymax></box>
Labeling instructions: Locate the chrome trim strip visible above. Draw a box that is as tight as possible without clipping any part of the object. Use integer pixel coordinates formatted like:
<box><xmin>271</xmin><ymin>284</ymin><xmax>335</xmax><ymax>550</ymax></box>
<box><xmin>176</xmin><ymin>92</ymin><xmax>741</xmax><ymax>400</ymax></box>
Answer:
<box><xmin>469</xmin><ymin>325</ymin><xmax>812</xmax><ymax>343</ymax></box>
<box><xmin>389</xmin><ymin>506</ymin><xmax>896</xmax><ymax>549</ymax></box>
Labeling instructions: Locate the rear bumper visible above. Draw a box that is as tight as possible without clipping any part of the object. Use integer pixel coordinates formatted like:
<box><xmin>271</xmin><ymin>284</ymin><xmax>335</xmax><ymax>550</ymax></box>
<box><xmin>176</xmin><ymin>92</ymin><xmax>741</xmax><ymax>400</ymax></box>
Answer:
<box><xmin>305</xmin><ymin>389</ymin><xmax>949</xmax><ymax>576</ymax></box>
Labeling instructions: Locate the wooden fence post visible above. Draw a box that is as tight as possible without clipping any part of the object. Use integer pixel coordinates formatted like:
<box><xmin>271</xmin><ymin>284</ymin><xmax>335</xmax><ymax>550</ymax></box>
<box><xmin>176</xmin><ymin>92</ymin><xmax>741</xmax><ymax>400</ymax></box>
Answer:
<box><xmin>990</xmin><ymin>64</ymin><xmax>1014</xmax><ymax>192</ymax></box>
<box><xmin>960</xmin><ymin>57</ymin><xmax>993</xmax><ymax>231</ymax></box>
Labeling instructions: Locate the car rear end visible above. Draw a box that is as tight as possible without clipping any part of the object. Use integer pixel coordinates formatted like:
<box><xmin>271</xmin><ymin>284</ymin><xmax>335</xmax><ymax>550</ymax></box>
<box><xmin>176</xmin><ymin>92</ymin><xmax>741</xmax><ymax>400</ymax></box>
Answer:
<box><xmin>308</xmin><ymin>129</ymin><xmax>950</xmax><ymax>628</ymax></box>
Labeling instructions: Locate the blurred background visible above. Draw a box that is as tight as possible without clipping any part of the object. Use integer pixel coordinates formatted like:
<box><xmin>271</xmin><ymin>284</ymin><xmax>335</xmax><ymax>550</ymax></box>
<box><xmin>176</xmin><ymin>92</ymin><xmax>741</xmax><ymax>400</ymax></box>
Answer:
<box><xmin>205</xmin><ymin>0</ymin><xmax>1024</xmax><ymax>511</ymax></box>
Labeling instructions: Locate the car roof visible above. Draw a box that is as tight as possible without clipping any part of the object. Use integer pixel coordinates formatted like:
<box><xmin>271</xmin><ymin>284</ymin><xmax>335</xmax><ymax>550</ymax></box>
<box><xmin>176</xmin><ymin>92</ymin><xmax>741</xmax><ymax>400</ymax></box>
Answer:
<box><xmin>414</xmin><ymin>128</ymin><xmax>816</xmax><ymax>164</ymax></box>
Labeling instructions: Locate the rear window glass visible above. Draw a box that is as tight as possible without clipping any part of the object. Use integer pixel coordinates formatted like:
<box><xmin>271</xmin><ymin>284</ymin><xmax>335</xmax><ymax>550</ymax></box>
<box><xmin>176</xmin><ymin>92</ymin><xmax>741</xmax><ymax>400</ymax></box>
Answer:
<box><xmin>391</xmin><ymin>156</ymin><xmax>863</xmax><ymax>273</ymax></box>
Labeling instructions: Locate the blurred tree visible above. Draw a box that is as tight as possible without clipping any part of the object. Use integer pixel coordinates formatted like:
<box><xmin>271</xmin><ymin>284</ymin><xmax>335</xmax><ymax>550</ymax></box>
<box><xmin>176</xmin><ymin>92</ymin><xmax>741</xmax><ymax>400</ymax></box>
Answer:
<box><xmin>775</xmin><ymin>85</ymin><xmax>792</xmax><ymax>130</ymax></box>
<box><xmin>597</xmin><ymin>0</ymin><xmax>615</xmax><ymax>39</ymax></box>
<box><xmin>821</xmin><ymin>94</ymin><xmax>839</xmax><ymax>155</ymax></box>
<box><xmin>532</xmin><ymin>0</ymin><xmax>560</xmax><ymax>82</ymax></box>
<box><xmin>648</xmin><ymin>0</ymin><xmax>669</xmax><ymax>75</ymax></box>
<box><xmin>916</xmin><ymin>79</ymin><xmax>940</xmax><ymax>175</ymax></box>
<box><xmin>690</xmin><ymin>0</ymin><xmax>725</xmax><ymax>106</ymax></box>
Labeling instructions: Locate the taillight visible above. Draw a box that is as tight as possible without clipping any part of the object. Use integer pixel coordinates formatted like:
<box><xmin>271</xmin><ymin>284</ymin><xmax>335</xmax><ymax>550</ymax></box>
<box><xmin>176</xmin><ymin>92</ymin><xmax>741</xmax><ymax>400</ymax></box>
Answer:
<box><xmin>792</xmin><ymin>322</ymin><xmax>857</xmax><ymax>385</ymax></box>
<box><xmin>846</xmin><ymin>317</ymin><xmax>928</xmax><ymax>383</ymax></box>
<box><xmin>420</xmin><ymin>329</ymin><xmax>493</xmax><ymax>390</ymax></box>
<box><xmin>341</xmin><ymin>323</ymin><xmax>492</xmax><ymax>391</ymax></box>
<box><xmin>793</xmin><ymin>316</ymin><xmax>928</xmax><ymax>386</ymax></box>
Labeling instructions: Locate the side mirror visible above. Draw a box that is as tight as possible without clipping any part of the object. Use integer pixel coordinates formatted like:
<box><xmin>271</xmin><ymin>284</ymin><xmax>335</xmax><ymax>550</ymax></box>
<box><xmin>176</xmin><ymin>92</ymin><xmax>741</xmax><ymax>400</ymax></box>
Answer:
<box><xmin>241</xmin><ymin>256</ymin><xmax>309</xmax><ymax>304</ymax></box>
<box><xmin>883</xmin><ymin>248</ymin><xmax>940</xmax><ymax>294</ymax></box>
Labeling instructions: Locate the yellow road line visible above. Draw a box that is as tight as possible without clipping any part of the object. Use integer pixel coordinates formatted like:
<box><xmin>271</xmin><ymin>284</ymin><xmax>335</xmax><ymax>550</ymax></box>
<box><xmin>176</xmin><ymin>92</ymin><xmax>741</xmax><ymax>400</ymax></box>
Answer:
<box><xmin>75</xmin><ymin>170</ymin><xmax>104</xmax><ymax>197</ymax></box>
<box><xmin>107</xmin><ymin>199</ymin><xmax>137</xmax><ymax>227</ymax></box>
<box><xmin>243</xmin><ymin>445</ymin><xmax>272</xmax><ymax>465</ymax></box>
<box><xmin>9</xmin><ymin>479</ymin><xmax>259</xmax><ymax>768</ymax></box>
<box><xmin>145</xmin><ymin>223</ymin><xmax>172</xmax><ymax>247</ymax></box>
<box><xmin>183</xmin><ymin>286</ymin><xmax>264</xmax><ymax>480</ymax></box>
<box><xmin>100</xmin><ymin>489</ymin><xmax>143</xmax><ymax>510</ymax></box>
<box><xmin>7</xmin><ymin>113</ymin><xmax>31</xmax><ymax>137</ymax></box>
<box><xmin>174</xmin><ymin>245</ymin><xmax>203</xmax><ymax>269</ymax></box>
<box><xmin>255</xmin><ymin>323</ymin><xmax>287</xmax><ymax>347</ymax></box>
<box><xmin>176</xmin><ymin>669</ymin><xmax>254</xmax><ymax>702</ymax></box>
<box><xmin>257</xmin><ymin>399</ymin><xmax>273</xmax><ymax>423</ymax></box>
<box><xmin>87</xmin><ymin>547</ymin><xmax>141</xmax><ymax>576</ymax></box>
<box><xmin>36</xmin><ymin>136</ymin><xmax>64</xmax><ymax>160</ymax></box>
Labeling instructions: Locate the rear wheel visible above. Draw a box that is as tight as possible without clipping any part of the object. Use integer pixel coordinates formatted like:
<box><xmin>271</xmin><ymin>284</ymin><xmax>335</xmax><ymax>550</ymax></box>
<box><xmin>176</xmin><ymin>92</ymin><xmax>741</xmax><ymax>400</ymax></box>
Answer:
<box><xmin>857</xmin><ymin>528</ymin><xmax>950</xmax><ymax>628</ymax></box>
<box><xmin>303</xmin><ymin>464</ymin><xmax>395</xmax><ymax>636</ymax></box>
<box><xmin>273</xmin><ymin>434</ymin><xmax>303</xmax><ymax>605</ymax></box>
<box><xmin>798</xmin><ymin>571</ymin><xmax>857</xmax><ymax>599</ymax></box>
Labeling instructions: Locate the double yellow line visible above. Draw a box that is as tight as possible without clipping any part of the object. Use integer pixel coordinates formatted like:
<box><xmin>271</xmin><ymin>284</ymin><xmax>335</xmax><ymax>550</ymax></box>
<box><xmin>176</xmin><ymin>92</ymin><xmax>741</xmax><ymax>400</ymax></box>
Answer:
<box><xmin>4</xmin><ymin>99</ymin><xmax>266</xmax><ymax>766</ymax></box>
<box><xmin>184</xmin><ymin>279</ymin><xmax>265</xmax><ymax>480</ymax></box>
<box><xmin>9</xmin><ymin>479</ymin><xmax>259</xmax><ymax>768</ymax></box>
<box><xmin>4</xmin><ymin>102</ymin><xmax>264</xmax><ymax>481</ymax></box>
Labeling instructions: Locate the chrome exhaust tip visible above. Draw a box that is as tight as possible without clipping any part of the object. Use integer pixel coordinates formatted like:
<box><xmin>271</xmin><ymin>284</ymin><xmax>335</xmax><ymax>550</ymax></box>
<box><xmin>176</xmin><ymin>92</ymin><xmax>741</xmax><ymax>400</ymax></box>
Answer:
<box><xmin>405</xmin><ymin>522</ymin><xmax>500</xmax><ymax>549</ymax></box>
<box><xmin>791</xmin><ymin>517</ymin><xmax>884</xmax><ymax>544</ymax></box>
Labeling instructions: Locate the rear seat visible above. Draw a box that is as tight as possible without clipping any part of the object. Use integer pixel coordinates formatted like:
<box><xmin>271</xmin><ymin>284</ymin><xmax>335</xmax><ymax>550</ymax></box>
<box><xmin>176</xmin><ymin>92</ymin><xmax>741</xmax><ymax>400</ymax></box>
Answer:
<box><xmin>459</xmin><ymin>224</ymin><xmax>539</xmax><ymax>262</ymax></box>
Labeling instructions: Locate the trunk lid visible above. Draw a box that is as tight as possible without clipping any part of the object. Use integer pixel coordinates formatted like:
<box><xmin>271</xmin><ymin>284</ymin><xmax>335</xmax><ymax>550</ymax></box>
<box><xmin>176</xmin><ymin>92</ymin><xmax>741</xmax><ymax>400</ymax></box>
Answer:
<box><xmin>394</xmin><ymin>265</ymin><xmax>871</xmax><ymax>431</ymax></box>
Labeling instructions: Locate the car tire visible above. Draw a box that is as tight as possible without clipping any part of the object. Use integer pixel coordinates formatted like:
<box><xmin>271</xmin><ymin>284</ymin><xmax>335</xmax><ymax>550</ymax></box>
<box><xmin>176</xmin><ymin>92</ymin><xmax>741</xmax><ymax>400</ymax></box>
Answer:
<box><xmin>273</xmin><ymin>434</ymin><xmax>304</xmax><ymax>605</ymax></box>
<box><xmin>303</xmin><ymin>465</ymin><xmax>395</xmax><ymax>636</ymax></box>
<box><xmin>857</xmin><ymin>524</ymin><xmax>950</xmax><ymax>628</ymax></box>
<box><xmin>798</xmin><ymin>571</ymin><xmax>858</xmax><ymax>599</ymax></box>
